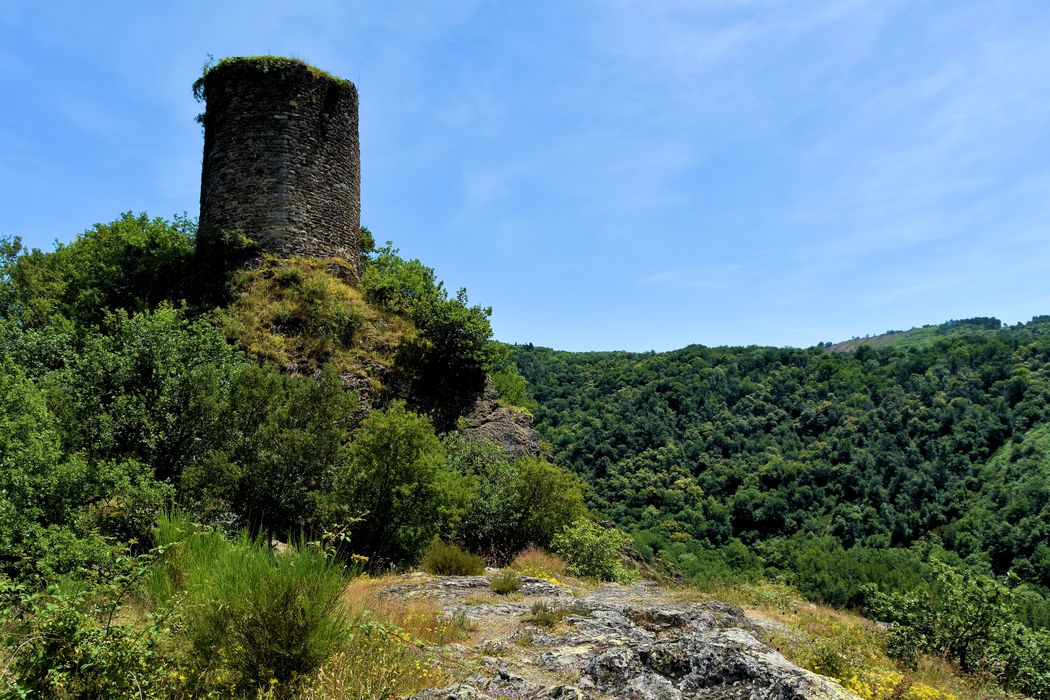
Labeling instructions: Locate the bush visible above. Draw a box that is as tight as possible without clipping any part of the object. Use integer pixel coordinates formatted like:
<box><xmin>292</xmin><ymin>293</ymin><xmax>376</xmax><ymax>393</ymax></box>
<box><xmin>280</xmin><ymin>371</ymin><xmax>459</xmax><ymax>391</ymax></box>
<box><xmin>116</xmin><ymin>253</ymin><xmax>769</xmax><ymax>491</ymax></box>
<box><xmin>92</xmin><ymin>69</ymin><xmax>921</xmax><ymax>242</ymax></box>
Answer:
<box><xmin>445</xmin><ymin>436</ymin><xmax>586</xmax><ymax>563</ymax></box>
<box><xmin>0</xmin><ymin>358</ymin><xmax>172</xmax><ymax>583</ymax></box>
<box><xmin>148</xmin><ymin>514</ymin><xmax>349</xmax><ymax>697</ymax></box>
<box><xmin>1</xmin><ymin>558</ymin><xmax>174</xmax><ymax>698</ymax></box>
<box><xmin>363</xmin><ymin>244</ymin><xmax>494</xmax><ymax>429</ymax></box>
<box><xmin>334</xmin><ymin>403</ymin><xmax>470</xmax><ymax>566</ymax></box>
<box><xmin>867</xmin><ymin>561</ymin><xmax>1050</xmax><ymax>698</ymax></box>
<box><xmin>552</xmin><ymin>519</ymin><xmax>636</xmax><ymax>583</ymax></box>
<box><xmin>490</xmin><ymin>570</ymin><xmax>522</xmax><ymax>594</ymax></box>
<box><xmin>513</xmin><ymin>458</ymin><xmax>587</xmax><ymax>549</ymax></box>
<box><xmin>420</xmin><ymin>541</ymin><xmax>485</xmax><ymax>576</ymax></box>
<box><xmin>1</xmin><ymin>212</ymin><xmax>195</xmax><ymax>329</ymax></box>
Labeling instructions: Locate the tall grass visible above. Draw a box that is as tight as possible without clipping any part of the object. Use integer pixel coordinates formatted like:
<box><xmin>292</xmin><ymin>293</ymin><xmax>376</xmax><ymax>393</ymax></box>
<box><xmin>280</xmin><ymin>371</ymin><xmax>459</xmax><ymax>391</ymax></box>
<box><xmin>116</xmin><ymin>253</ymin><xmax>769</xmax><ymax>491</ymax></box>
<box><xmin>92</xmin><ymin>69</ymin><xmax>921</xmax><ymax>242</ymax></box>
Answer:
<box><xmin>298</xmin><ymin>575</ymin><xmax>470</xmax><ymax>699</ymax></box>
<box><xmin>508</xmin><ymin>547</ymin><xmax>568</xmax><ymax>583</ymax></box>
<box><xmin>146</xmin><ymin>513</ymin><xmax>349</xmax><ymax>697</ymax></box>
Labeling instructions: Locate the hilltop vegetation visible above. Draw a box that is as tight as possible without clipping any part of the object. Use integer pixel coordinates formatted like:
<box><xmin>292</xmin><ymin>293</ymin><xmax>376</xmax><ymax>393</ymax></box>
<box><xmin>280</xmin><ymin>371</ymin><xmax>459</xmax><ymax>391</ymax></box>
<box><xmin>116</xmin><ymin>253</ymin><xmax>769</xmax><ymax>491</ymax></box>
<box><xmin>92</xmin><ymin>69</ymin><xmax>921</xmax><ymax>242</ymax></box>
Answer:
<box><xmin>0</xmin><ymin>213</ymin><xmax>589</xmax><ymax>697</ymax></box>
<box><xmin>826</xmin><ymin>316</ymin><xmax>1044</xmax><ymax>353</ymax></box>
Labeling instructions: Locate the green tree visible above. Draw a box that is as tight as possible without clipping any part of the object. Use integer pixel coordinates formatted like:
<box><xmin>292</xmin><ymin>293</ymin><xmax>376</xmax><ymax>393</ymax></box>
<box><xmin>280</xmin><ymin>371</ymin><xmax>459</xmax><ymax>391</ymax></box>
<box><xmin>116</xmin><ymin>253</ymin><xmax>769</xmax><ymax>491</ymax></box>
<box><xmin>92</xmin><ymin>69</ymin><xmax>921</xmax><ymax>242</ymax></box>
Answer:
<box><xmin>1</xmin><ymin>213</ymin><xmax>194</xmax><ymax>328</ymax></box>
<box><xmin>513</xmin><ymin>457</ymin><xmax>587</xmax><ymax>549</ymax></box>
<box><xmin>552</xmin><ymin>519</ymin><xmax>635</xmax><ymax>583</ymax></box>
<box><xmin>334</xmin><ymin>403</ymin><xmax>469</xmax><ymax>565</ymax></box>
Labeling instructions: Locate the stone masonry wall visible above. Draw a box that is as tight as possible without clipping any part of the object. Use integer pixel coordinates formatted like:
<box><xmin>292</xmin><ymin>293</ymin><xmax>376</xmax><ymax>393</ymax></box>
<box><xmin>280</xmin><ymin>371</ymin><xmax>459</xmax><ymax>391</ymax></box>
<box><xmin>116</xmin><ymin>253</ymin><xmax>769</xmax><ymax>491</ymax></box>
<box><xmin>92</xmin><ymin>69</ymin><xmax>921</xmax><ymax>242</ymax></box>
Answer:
<box><xmin>197</xmin><ymin>58</ymin><xmax>361</xmax><ymax>271</ymax></box>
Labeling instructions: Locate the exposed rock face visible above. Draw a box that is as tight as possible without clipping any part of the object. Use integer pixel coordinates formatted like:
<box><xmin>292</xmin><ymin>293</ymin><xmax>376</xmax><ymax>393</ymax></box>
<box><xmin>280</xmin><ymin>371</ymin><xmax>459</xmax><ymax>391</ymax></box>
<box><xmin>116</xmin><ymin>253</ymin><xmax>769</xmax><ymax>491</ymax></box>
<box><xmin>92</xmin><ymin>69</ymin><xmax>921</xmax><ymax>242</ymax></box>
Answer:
<box><xmin>459</xmin><ymin>378</ymin><xmax>540</xmax><ymax>458</ymax></box>
<box><xmin>392</xmin><ymin>575</ymin><xmax>858</xmax><ymax>700</ymax></box>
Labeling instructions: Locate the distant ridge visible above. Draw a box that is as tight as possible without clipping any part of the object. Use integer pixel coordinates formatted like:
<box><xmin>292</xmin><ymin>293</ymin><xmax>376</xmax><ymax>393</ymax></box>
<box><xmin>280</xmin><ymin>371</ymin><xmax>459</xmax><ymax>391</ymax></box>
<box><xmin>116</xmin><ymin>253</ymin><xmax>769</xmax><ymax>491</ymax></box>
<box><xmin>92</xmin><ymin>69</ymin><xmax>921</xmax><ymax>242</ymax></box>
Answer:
<box><xmin>825</xmin><ymin>315</ymin><xmax>1050</xmax><ymax>353</ymax></box>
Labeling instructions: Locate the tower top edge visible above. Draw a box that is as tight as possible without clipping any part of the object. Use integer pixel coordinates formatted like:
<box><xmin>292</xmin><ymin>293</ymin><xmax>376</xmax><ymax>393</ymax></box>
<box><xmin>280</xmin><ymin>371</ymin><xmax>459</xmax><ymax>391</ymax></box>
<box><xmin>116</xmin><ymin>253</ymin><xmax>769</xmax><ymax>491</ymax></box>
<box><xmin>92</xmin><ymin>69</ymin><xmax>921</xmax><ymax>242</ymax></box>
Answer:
<box><xmin>193</xmin><ymin>56</ymin><xmax>356</xmax><ymax>99</ymax></box>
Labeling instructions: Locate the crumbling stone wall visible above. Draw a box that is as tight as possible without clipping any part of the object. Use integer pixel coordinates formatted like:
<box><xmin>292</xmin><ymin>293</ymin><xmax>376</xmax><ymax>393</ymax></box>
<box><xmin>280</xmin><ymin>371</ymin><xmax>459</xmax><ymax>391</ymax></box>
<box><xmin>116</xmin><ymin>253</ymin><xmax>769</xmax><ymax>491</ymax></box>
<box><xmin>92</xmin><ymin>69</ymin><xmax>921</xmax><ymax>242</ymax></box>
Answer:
<box><xmin>197</xmin><ymin>58</ymin><xmax>361</xmax><ymax>271</ymax></box>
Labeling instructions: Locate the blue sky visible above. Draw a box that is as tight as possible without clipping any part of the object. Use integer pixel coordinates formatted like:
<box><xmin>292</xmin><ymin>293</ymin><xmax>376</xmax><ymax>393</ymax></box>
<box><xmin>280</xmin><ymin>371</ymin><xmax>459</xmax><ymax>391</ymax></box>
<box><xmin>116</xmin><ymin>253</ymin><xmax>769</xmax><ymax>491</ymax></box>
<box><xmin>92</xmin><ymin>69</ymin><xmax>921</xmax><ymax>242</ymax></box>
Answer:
<box><xmin>2</xmin><ymin>1</ymin><xmax>1049</xmax><ymax>351</ymax></box>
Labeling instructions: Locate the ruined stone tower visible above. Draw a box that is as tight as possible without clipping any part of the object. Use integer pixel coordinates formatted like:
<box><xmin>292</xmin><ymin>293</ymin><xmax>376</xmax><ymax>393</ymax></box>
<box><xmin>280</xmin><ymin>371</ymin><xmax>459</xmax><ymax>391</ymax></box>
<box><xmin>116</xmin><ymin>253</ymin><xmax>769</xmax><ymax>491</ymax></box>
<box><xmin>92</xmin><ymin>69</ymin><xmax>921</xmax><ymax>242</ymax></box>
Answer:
<box><xmin>196</xmin><ymin>57</ymin><xmax>361</xmax><ymax>270</ymax></box>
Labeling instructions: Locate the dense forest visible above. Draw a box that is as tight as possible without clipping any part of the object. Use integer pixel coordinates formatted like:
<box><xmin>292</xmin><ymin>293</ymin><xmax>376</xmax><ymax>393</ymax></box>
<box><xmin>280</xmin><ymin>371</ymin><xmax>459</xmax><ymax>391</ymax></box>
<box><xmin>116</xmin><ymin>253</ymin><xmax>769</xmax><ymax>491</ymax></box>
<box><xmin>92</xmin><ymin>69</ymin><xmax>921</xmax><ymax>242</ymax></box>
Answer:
<box><xmin>0</xmin><ymin>214</ymin><xmax>590</xmax><ymax>697</ymax></box>
<box><xmin>512</xmin><ymin>321</ymin><xmax>1050</xmax><ymax>617</ymax></box>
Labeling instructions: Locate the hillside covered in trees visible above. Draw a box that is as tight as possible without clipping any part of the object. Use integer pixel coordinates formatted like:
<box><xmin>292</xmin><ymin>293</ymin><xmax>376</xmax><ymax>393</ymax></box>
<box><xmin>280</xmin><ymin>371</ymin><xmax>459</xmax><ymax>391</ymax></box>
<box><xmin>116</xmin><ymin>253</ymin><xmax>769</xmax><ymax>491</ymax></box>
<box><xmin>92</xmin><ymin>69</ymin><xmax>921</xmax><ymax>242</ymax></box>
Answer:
<box><xmin>512</xmin><ymin>322</ymin><xmax>1050</xmax><ymax>614</ymax></box>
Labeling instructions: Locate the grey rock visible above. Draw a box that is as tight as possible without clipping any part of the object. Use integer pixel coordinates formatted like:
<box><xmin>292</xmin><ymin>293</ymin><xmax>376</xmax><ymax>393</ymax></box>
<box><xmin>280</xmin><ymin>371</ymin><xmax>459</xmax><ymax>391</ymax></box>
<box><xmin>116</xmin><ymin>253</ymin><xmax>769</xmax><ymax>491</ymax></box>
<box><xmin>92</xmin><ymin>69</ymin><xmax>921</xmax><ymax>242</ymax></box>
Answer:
<box><xmin>402</xmin><ymin>573</ymin><xmax>860</xmax><ymax>700</ymax></box>
<box><xmin>624</xmin><ymin>673</ymin><xmax>682</xmax><ymax>700</ymax></box>
<box><xmin>460</xmin><ymin>378</ymin><xmax>540</xmax><ymax>458</ymax></box>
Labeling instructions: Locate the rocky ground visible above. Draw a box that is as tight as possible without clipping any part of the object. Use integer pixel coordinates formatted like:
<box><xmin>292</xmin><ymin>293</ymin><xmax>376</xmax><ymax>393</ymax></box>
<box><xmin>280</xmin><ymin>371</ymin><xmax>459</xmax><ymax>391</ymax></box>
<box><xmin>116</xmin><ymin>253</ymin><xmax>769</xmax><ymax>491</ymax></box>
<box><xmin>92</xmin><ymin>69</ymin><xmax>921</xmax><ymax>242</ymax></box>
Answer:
<box><xmin>381</xmin><ymin>572</ymin><xmax>860</xmax><ymax>700</ymax></box>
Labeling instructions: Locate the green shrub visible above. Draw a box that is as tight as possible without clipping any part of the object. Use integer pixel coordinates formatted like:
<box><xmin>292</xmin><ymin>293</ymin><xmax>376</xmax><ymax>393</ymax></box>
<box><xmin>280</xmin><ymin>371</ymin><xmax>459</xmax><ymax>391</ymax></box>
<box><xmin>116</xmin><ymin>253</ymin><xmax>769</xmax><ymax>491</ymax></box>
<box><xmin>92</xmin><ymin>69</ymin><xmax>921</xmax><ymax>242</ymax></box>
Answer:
<box><xmin>2</xmin><ymin>212</ymin><xmax>195</xmax><ymax>329</ymax></box>
<box><xmin>867</xmin><ymin>561</ymin><xmax>1050</xmax><ymax>698</ymax></box>
<box><xmin>489</xmin><ymin>365</ymin><xmax>537</xmax><ymax>413</ymax></box>
<box><xmin>149</xmin><ymin>514</ymin><xmax>349</xmax><ymax>697</ymax></box>
<box><xmin>445</xmin><ymin>435</ymin><xmax>586</xmax><ymax>563</ymax></box>
<box><xmin>420</xmin><ymin>541</ymin><xmax>485</xmax><ymax>576</ymax></box>
<box><xmin>552</xmin><ymin>519</ymin><xmax>636</xmax><ymax>583</ymax></box>
<box><xmin>334</xmin><ymin>403</ymin><xmax>470</xmax><ymax>567</ymax></box>
<box><xmin>490</xmin><ymin>570</ymin><xmax>522</xmax><ymax>595</ymax></box>
<box><xmin>363</xmin><ymin>244</ymin><xmax>494</xmax><ymax>429</ymax></box>
<box><xmin>1</xmin><ymin>561</ymin><xmax>173</xmax><ymax>698</ymax></box>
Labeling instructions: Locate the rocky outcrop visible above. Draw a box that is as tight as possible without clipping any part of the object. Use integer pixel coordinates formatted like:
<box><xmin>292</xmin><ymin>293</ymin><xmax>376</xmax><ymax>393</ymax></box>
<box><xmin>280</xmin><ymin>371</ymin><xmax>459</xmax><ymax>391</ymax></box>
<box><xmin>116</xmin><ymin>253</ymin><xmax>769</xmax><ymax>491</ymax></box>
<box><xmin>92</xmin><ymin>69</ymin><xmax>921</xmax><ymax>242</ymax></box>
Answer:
<box><xmin>394</xmin><ymin>575</ymin><xmax>859</xmax><ymax>700</ymax></box>
<box><xmin>459</xmin><ymin>378</ymin><xmax>540</xmax><ymax>458</ymax></box>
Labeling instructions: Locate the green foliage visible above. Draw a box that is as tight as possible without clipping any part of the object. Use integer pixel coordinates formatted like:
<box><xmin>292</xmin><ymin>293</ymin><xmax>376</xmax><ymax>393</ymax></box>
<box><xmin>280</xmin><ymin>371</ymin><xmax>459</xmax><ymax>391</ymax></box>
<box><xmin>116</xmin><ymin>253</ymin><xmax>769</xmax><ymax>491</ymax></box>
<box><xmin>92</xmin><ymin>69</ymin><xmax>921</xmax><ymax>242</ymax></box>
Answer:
<box><xmin>487</xmin><ymin>342</ymin><xmax>537</xmax><ymax>412</ymax></box>
<box><xmin>0</xmin><ymin>358</ymin><xmax>172</xmax><ymax>583</ymax></box>
<box><xmin>364</xmin><ymin>244</ymin><xmax>494</xmax><ymax>428</ymax></box>
<box><xmin>334</xmin><ymin>403</ymin><xmax>469</xmax><ymax>565</ymax></box>
<box><xmin>489</xmin><ymin>367</ymin><xmax>536</xmax><ymax>411</ymax></box>
<box><xmin>658</xmin><ymin>538</ymin><xmax>763</xmax><ymax>588</ymax></box>
<box><xmin>444</xmin><ymin>436</ymin><xmax>586</xmax><ymax>562</ymax></box>
<box><xmin>867</xmin><ymin>561</ymin><xmax>1050</xmax><ymax>697</ymax></box>
<box><xmin>194</xmin><ymin>55</ymin><xmax>353</xmax><ymax>102</ymax></box>
<box><xmin>42</xmin><ymin>305</ymin><xmax>243</xmax><ymax>484</ymax></box>
<box><xmin>514</xmin><ymin>458</ymin><xmax>588</xmax><ymax>549</ymax></box>
<box><xmin>148</xmin><ymin>514</ymin><xmax>349</xmax><ymax>696</ymax></box>
<box><xmin>420</xmin><ymin>541</ymin><xmax>485</xmax><ymax>576</ymax></box>
<box><xmin>760</xmin><ymin>536</ymin><xmax>932</xmax><ymax>609</ymax></box>
<box><xmin>490</xmin><ymin>570</ymin><xmax>522</xmax><ymax>594</ymax></box>
<box><xmin>183</xmin><ymin>365</ymin><xmax>357</xmax><ymax>535</ymax></box>
<box><xmin>512</xmin><ymin>328</ymin><xmax>1050</xmax><ymax>595</ymax></box>
<box><xmin>358</xmin><ymin>225</ymin><xmax>376</xmax><ymax>257</ymax></box>
<box><xmin>1</xmin><ymin>555</ymin><xmax>174</xmax><ymax>698</ymax></box>
<box><xmin>552</xmin><ymin>519</ymin><xmax>635</xmax><ymax>583</ymax></box>
<box><xmin>1</xmin><ymin>213</ymin><xmax>195</xmax><ymax>328</ymax></box>
<box><xmin>828</xmin><ymin>316</ymin><xmax>1010</xmax><ymax>352</ymax></box>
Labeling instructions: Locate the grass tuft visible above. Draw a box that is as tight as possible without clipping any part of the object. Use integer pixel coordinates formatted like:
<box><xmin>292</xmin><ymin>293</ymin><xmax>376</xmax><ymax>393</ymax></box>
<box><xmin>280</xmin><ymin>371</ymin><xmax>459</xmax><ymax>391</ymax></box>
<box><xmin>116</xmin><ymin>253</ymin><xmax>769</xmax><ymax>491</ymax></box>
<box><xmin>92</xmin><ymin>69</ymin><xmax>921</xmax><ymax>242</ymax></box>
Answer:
<box><xmin>523</xmin><ymin>601</ymin><xmax>591</xmax><ymax>628</ymax></box>
<box><xmin>145</xmin><ymin>513</ymin><xmax>349</xmax><ymax>697</ymax></box>
<box><xmin>490</xmin><ymin>570</ymin><xmax>522</xmax><ymax>595</ymax></box>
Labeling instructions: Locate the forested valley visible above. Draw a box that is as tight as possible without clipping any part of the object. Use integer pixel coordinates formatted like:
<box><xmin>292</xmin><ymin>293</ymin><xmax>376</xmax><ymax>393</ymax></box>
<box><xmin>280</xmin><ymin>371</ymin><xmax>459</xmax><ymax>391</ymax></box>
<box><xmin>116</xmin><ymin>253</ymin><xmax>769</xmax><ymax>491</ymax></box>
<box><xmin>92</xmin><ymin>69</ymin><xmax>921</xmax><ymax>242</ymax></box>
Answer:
<box><xmin>512</xmin><ymin>320</ymin><xmax>1050</xmax><ymax>690</ymax></box>
<box><xmin>513</xmin><ymin>321</ymin><xmax>1050</xmax><ymax>608</ymax></box>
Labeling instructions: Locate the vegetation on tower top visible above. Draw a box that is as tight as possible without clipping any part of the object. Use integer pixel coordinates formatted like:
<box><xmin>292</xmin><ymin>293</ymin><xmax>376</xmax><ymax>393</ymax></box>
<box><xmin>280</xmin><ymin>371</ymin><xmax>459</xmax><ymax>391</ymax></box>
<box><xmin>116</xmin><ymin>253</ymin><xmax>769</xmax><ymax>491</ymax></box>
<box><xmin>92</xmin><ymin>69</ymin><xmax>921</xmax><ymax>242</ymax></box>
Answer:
<box><xmin>193</xmin><ymin>55</ymin><xmax>354</xmax><ymax>102</ymax></box>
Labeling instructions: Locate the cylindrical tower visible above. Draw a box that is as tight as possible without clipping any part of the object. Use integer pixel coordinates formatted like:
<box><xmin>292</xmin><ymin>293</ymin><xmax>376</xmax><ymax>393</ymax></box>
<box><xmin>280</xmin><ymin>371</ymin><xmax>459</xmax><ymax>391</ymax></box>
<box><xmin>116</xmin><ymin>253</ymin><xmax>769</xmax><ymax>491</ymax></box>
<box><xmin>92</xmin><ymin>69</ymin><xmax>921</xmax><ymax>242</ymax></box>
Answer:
<box><xmin>196</xmin><ymin>57</ymin><xmax>360</xmax><ymax>270</ymax></box>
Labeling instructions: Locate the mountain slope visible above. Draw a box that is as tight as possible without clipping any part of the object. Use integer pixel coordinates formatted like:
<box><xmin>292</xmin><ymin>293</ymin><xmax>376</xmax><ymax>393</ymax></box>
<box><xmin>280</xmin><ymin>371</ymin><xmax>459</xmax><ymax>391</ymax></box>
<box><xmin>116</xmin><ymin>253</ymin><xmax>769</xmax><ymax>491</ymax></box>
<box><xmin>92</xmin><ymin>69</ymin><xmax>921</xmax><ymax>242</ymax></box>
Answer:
<box><xmin>511</xmin><ymin>323</ymin><xmax>1050</xmax><ymax>599</ymax></box>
